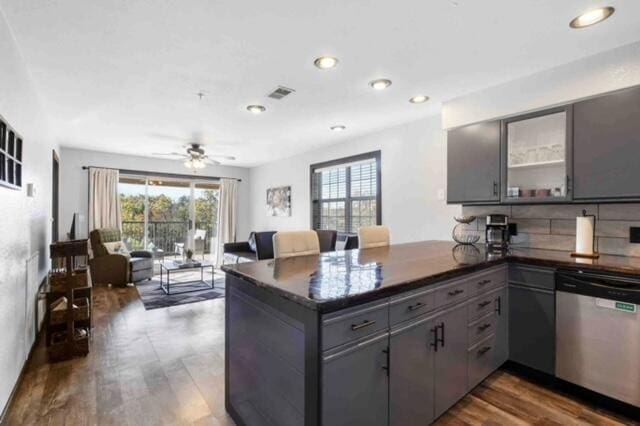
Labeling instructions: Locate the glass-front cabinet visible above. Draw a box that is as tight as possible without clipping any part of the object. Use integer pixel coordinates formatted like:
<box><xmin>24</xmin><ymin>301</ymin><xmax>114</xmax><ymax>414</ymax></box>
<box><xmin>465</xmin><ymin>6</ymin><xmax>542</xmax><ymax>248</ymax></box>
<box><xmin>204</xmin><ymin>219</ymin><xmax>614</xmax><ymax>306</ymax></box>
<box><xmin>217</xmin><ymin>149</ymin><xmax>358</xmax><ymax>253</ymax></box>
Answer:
<box><xmin>501</xmin><ymin>106</ymin><xmax>572</xmax><ymax>203</ymax></box>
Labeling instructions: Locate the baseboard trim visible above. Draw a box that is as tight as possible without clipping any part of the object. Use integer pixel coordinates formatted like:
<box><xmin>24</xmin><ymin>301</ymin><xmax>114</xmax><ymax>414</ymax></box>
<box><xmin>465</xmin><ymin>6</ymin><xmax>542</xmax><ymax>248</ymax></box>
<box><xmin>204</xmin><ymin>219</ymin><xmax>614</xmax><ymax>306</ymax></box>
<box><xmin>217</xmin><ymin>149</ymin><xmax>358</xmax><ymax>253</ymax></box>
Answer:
<box><xmin>0</xmin><ymin>277</ymin><xmax>47</xmax><ymax>425</ymax></box>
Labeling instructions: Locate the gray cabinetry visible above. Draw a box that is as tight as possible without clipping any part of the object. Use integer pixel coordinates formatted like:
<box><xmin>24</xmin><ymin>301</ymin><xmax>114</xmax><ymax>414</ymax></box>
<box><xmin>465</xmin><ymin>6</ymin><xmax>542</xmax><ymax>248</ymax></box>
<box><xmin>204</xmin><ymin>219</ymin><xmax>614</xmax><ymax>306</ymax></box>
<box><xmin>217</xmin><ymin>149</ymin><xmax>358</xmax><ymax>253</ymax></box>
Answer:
<box><xmin>390</xmin><ymin>316</ymin><xmax>436</xmax><ymax>426</ymax></box>
<box><xmin>433</xmin><ymin>303</ymin><xmax>468</xmax><ymax>418</ymax></box>
<box><xmin>573</xmin><ymin>86</ymin><xmax>640</xmax><ymax>200</ymax></box>
<box><xmin>508</xmin><ymin>276</ymin><xmax>555</xmax><ymax>375</ymax></box>
<box><xmin>322</xmin><ymin>332</ymin><xmax>389</xmax><ymax>426</ymax></box>
<box><xmin>493</xmin><ymin>287</ymin><xmax>508</xmax><ymax>368</ymax></box>
<box><xmin>447</xmin><ymin>121</ymin><xmax>501</xmax><ymax>204</ymax></box>
<box><xmin>501</xmin><ymin>107</ymin><xmax>573</xmax><ymax>203</ymax></box>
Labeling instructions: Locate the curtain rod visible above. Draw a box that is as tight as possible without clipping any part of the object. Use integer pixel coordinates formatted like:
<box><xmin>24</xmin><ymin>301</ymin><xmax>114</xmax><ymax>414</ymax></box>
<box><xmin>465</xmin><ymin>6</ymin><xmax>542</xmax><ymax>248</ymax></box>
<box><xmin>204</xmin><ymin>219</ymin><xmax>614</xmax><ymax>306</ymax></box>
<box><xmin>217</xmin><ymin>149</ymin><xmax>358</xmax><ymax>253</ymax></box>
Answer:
<box><xmin>81</xmin><ymin>165</ymin><xmax>242</xmax><ymax>182</ymax></box>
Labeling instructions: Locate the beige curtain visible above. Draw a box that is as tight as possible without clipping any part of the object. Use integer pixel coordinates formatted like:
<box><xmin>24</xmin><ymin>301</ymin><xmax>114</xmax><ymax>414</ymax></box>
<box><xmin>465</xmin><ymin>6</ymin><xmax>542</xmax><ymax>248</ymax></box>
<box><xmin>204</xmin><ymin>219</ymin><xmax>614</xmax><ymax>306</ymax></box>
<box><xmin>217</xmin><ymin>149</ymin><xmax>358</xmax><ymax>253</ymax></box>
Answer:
<box><xmin>216</xmin><ymin>178</ymin><xmax>238</xmax><ymax>266</ymax></box>
<box><xmin>88</xmin><ymin>168</ymin><xmax>122</xmax><ymax>231</ymax></box>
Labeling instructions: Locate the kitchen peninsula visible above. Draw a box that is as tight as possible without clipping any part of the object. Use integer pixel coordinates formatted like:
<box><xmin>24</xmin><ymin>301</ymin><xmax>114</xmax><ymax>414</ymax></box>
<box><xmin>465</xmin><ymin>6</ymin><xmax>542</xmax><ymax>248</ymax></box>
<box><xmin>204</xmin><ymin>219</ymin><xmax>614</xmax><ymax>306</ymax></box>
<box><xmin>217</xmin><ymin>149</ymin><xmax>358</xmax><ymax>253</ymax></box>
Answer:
<box><xmin>222</xmin><ymin>241</ymin><xmax>640</xmax><ymax>426</ymax></box>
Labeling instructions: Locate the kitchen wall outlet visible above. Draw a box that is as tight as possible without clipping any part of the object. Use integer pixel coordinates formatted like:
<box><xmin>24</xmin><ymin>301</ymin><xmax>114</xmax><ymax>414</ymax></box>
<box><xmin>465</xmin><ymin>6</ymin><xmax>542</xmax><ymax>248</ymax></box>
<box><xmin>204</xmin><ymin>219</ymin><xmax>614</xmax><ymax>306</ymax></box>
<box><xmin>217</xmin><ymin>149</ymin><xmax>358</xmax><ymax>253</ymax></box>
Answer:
<box><xmin>630</xmin><ymin>227</ymin><xmax>640</xmax><ymax>243</ymax></box>
<box><xmin>437</xmin><ymin>189</ymin><xmax>445</xmax><ymax>200</ymax></box>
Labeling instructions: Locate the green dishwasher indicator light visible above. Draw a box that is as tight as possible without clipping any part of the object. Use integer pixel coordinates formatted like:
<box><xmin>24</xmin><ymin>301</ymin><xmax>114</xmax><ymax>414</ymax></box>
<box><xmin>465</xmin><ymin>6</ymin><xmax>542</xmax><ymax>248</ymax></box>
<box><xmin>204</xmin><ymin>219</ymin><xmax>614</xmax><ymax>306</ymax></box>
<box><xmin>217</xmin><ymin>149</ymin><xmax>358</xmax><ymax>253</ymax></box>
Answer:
<box><xmin>615</xmin><ymin>302</ymin><xmax>637</xmax><ymax>313</ymax></box>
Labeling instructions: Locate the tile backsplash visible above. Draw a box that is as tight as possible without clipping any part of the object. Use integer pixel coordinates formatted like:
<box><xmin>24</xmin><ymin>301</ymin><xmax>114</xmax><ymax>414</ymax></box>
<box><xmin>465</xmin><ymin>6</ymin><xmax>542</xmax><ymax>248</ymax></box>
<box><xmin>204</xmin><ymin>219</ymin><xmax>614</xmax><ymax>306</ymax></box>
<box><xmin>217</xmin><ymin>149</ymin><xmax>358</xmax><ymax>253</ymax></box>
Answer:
<box><xmin>462</xmin><ymin>203</ymin><xmax>640</xmax><ymax>257</ymax></box>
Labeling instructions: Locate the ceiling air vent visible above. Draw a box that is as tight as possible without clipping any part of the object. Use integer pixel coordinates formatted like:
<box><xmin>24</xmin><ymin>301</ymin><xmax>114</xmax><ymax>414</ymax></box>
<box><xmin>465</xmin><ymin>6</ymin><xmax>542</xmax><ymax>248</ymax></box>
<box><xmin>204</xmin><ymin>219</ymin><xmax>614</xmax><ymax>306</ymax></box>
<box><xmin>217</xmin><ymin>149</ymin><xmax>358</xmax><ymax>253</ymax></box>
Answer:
<box><xmin>267</xmin><ymin>86</ymin><xmax>296</xmax><ymax>100</ymax></box>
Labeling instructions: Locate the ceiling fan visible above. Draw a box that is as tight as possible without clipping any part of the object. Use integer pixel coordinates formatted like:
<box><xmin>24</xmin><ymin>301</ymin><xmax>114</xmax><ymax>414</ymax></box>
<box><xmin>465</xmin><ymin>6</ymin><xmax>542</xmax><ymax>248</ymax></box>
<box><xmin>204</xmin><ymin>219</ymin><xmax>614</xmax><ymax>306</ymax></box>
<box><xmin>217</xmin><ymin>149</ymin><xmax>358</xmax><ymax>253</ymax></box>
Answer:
<box><xmin>152</xmin><ymin>143</ymin><xmax>236</xmax><ymax>170</ymax></box>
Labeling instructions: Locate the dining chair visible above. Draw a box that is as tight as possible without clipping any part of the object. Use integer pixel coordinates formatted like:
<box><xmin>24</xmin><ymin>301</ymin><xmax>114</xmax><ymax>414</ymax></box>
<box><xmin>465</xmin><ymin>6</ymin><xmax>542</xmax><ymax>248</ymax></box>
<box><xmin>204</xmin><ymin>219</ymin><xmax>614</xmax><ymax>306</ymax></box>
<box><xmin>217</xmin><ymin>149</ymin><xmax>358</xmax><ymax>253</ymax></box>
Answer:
<box><xmin>358</xmin><ymin>225</ymin><xmax>390</xmax><ymax>249</ymax></box>
<box><xmin>273</xmin><ymin>230</ymin><xmax>321</xmax><ymax>259</ymax></box>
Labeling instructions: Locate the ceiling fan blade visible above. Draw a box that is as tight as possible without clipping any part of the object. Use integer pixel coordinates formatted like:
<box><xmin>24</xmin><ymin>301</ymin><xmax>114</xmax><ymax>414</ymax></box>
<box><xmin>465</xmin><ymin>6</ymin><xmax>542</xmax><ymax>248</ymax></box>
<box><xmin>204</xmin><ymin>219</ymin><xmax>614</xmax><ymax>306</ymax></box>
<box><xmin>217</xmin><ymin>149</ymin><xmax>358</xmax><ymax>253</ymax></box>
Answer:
<box><xmin>203</xmin><ymin>158</ymin><xmax>221</xmax><ymax>166</ymax></box>
<box><xmin>209</xmin><ymin>154</ymin><xmax>236</xmax><ymax>161</ymax></box>
<box><xmin>151</xmin><ymin>152</ymin><xmax>188</xmax><ymax>157</ymax></box>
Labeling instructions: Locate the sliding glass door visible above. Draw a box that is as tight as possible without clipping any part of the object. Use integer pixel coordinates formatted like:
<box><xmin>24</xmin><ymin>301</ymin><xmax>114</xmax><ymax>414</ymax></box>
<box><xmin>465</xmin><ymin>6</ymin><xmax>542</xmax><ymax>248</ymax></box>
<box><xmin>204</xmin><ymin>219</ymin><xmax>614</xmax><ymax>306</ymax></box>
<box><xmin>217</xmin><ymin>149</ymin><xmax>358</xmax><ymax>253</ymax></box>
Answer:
<box><xmin>119</xmin><ymin>175</ymin><xmax>219</xmax><ymax>262</ymax></box>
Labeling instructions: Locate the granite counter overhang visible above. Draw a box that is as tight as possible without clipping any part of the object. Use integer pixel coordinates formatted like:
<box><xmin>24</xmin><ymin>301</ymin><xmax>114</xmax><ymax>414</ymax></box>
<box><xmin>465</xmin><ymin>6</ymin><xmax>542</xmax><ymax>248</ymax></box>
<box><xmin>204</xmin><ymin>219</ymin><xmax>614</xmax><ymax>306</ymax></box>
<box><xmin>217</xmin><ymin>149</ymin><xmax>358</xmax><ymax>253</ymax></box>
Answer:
<box><xmin>222</xmin><ymin>240</ymin><xmax>640</xmax><ymax>313</ymax></box>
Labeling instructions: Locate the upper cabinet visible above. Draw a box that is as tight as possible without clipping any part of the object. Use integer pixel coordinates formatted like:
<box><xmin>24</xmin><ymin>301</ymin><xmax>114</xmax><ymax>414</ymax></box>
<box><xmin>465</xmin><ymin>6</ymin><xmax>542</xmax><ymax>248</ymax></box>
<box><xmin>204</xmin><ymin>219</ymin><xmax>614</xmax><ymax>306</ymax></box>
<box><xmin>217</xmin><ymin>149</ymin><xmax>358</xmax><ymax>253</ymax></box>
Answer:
<box><xmin>573</xmin><ymin>86</ymin><xmax>640</xmax><ymax>201</ymax></box>
<box><xmin>447</xmin><ymin>121</ymin><xmax>501</xmax><ymax>204</ymax></box>
<box><xmin>501</xmin><ymin>106</ymin><xmax>573</xmax><ymax>203</ymax></box>
<box><xmin>447</xmin><ymin>84</ymin><xmax>640</xmax><ymax>205</ymax></box>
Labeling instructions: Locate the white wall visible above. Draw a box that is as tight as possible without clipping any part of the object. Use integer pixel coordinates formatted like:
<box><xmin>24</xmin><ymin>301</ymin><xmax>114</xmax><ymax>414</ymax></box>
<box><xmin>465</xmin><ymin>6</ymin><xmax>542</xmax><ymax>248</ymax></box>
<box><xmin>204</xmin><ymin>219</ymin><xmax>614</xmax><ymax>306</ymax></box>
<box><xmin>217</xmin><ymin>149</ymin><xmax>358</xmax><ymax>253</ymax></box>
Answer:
<box><xmin>442</xmin><ymin>41</ymin><xmax>640</xmax><ymax>129</ymax></box>
<box><xmin>0</xmin><ymin>8</ymin><xmax>55</xmax><ymax>414</ymax></box>
<box><xmin>249</xmin><ymin>114</ymin><xmax>460</xmax><ymax>244</ymax></box>
<box><xmin>59</xmin><ymin>148</ymin><xmax>252</xmax><ymax>240</ymax></box>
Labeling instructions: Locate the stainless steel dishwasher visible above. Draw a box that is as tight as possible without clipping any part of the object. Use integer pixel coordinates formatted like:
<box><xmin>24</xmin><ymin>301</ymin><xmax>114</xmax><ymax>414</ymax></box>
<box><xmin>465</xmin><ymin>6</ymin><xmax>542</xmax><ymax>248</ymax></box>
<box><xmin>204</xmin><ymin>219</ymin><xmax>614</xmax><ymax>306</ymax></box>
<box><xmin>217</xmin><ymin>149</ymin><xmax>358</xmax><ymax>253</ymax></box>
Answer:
<box><xmin>556</xmin><ymin>269</ymin><xmax>640</xmax><ymax>408</ymax></box>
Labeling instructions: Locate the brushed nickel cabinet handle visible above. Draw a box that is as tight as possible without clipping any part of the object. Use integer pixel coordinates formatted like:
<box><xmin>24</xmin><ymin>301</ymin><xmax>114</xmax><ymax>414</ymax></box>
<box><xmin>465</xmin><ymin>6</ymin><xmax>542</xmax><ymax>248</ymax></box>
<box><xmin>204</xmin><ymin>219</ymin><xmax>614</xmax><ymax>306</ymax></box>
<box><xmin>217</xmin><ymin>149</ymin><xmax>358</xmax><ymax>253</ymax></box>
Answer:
<box><xmin>351</xmin><ymin>320</ymin><xmax>376</xmax><ymax>331</ymax></box>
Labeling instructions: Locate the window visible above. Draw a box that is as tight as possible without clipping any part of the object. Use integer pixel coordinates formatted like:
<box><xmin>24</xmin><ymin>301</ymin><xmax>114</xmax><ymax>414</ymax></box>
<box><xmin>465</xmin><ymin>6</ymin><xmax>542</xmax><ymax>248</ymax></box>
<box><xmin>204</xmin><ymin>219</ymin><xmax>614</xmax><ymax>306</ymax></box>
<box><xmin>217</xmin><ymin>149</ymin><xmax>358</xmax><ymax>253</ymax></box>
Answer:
<box><xmin>0</xmin><ymin>116</ymin><xmax>23</xmax><ymax>190</ymax></box>
<box><xmin>311</xmin><ymin>151</ymin><xmax>381</xmax><ymax>233</ymax></box>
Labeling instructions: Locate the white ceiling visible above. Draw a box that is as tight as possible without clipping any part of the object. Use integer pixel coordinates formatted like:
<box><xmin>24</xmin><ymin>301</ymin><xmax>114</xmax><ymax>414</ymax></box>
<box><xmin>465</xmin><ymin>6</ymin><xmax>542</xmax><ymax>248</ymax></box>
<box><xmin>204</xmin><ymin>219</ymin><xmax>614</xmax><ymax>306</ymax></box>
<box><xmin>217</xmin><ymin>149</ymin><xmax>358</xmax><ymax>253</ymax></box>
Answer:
<box><xmin>2</xmin><ymin>0</ymin><xmax>640</xmax><ymax>167</ymax></box>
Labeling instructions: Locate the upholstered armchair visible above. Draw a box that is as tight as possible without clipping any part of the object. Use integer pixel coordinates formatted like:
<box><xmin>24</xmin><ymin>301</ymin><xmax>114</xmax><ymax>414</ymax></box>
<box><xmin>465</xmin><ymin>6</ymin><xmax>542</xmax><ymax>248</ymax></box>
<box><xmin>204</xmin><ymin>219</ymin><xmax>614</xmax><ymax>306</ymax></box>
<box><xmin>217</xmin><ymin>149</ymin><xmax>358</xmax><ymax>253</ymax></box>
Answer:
<box><xmin>89</xmin><ymin>228</ymin><xmax>154</xmax><ymax>286</ymax></box>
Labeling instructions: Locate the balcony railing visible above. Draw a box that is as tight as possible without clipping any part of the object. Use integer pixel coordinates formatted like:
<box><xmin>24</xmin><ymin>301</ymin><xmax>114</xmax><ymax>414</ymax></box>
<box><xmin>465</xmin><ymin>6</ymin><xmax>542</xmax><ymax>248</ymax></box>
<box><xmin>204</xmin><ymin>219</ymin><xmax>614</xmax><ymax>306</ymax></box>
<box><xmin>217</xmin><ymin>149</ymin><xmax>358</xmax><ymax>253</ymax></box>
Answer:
<box><xmin>122</xmin><ymin>220</ymin><xmax>215</xmax><ymax>254</ymax></box>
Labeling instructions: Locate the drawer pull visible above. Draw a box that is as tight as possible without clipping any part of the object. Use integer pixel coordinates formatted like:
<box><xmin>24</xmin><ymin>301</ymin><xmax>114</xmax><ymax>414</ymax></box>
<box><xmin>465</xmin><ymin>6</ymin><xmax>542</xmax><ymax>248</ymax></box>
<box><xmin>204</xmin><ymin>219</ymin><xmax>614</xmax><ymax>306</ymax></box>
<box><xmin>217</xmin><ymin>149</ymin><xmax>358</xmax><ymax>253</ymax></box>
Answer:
<box><xmin>477</xmin><ymin>279</ymin><xmax>491</xmax><ymax>287</ymax></box>
<box><xmin>478</xmin><ymin>346</ymin><xmax>492</xmax><ymax>356</ymax></box>
<box><xmin>351</xmin><ymin>320</ymin><xmax>376</xmax><ymax>331</ymax></box>
<box><xmin>478</xmin><ymin>301</ymin><xmax>491</xmax><ymax>308</ymax></box>
<box><xmin>448</xmin><ymin>289</ymin><xmax>464</xmax><ymax>296</ymax></box>
<box><xmin>407</xmin><ymin>302</ymin><xmax>426</xmax><ymax>312</ymax></box>
<box><xmin>478</xmin><ymin>323</ymin><xmax>492</xmax><ymax>332</ymax></box>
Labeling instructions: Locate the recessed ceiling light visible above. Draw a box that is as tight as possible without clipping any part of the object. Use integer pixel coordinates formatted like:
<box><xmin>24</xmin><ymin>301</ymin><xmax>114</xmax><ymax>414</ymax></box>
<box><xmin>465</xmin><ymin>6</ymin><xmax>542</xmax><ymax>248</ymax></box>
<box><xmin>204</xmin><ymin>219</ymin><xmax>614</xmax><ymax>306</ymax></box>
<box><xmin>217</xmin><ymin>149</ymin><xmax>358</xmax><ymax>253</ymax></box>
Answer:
<box><xmin>369</xmin><ymin>79</ymin><xmax>392</xmax><ymax>90</ymax></box>
<box><xmin>314</xmin><ymin>56</ymin><xmax>339</xmax><ymax>69</ymax></box>
<box><xmin>330</xmin><ymin>125</ymin><xmax>346</xmax><ymax>132</ymax></box>
<box><xmin>409</xmin><ymin>95</ymin><xmax>430</xmax><ymax>104</ymax></box>
<box><xmin>570</xmin><ymin>7</ymin><xmax>614</xmax><ymax>29</ymax></box>
<box><xmin>246</xmin><ymin>105</ymin><xmax>266</xmax><ymax>114</ymax></box>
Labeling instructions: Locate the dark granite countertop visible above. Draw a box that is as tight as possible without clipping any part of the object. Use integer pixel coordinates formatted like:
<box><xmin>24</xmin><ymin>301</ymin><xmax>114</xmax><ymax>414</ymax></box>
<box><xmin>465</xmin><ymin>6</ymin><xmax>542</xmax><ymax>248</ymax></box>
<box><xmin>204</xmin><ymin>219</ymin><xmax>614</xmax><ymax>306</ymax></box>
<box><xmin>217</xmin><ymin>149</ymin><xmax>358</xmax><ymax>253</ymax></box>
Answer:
<box><xmin>222</xmin><ymin>240</ymin><xmax>640</xmax><ymax>312</ymax></box>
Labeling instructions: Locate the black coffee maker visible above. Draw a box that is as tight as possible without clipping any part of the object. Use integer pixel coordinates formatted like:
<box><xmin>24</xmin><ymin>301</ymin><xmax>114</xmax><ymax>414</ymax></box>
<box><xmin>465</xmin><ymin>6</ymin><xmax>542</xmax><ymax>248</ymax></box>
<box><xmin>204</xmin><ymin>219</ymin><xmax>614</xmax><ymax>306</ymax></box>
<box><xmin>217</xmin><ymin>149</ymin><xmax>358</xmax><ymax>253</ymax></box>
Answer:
<box><xmin>485</xmin><ymin>214</ymin><xmax>510</xmax><ymax>250</ymax></box>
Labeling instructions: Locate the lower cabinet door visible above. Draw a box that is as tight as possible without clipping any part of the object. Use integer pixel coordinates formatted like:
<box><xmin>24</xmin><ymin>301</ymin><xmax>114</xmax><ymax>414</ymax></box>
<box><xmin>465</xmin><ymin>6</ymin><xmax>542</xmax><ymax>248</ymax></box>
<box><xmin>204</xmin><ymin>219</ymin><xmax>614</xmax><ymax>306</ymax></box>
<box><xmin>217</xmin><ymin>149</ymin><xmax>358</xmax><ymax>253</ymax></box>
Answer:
<box><xmin>322</xmin><ymin>332</ymin><xmax>389</xmax><ymax>426</ymax></box>
<box><xmin>390</xmin><ymin>317</ymin><xmax>436</xmax><ymax>426</ymax></box>
<box><xmin>434</xmin><ymin>304</ymin><xmax>468</xmax><ymax>418</ymax></box>
<box><xmin>508</xmin><ymin>284</ymin><xmax>555</xmax><ymax>375</ymax></box>
<box><xmin>493</xmin><ymin>287</ymin><xmax>509</xmax><ymax>368</ymax></box>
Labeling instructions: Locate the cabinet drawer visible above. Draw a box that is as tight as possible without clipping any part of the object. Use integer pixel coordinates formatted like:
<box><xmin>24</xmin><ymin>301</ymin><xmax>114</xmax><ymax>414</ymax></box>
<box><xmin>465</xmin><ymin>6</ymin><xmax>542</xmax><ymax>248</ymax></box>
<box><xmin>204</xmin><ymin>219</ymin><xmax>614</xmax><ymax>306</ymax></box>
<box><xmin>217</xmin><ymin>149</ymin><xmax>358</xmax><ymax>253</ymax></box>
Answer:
<box><xmin>322</xmin><ymin>301</ymin><xmax>389</xmax><ymax>350</ymax></box>
<box><xmin>509</xmin><ymin>264</ymin><xmax>555</xmax><ymax>290</ymax></box>
<box><xmin>468</xmin><ymin>334</ymin><xmax>497</xmax><ymax>390</ymax></box>
<box><xmin>467</xmin><ymin>268</ymin><xmax>506</xmax><ymax>296</ymax></box>
<box><xmin>390</xmin><ymin>288</ymin><xmax>435</xmax><ymax>325</ymax></box>
<box><xmin>468</xmin><ymin>313</ymin><xmax>496</xmax><ymax>346</ymax></box>
<box><xmin>467</xmin><ymin>292</ymin><xmax>497</xmax><ymax>321</ymax></box>
<box><xmin>435</xmin><ymin>280</ymin><xmax>469</xmax><ymax>308</ymax></box>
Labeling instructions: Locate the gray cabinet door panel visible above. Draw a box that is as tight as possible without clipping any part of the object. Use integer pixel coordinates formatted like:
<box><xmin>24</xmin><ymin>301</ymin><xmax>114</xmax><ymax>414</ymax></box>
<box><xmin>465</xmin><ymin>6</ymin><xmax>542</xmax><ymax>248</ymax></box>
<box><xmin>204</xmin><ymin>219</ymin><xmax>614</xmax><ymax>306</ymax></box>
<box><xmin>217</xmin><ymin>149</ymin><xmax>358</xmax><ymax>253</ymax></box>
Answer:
<box><xmin>322</xmin><ymin>333</ymin><xmax>389</xmax><ymax>426</ymax></box>
<box><xmin>493</xmin><ymin>287</ymin><xmax>509</xmax><ymax>368</ymax></box>
<box><xmin>573</xmin><ymin>86</ymin><xmax>640</xmax><ymax>200</ymax></box>
<box><xmin>447</xmin><ymin>121</ymin><xmax>501</xmax><ymax>203</ymax></box>
<box><xmin>390</xmin><ymin>317</ymin><xmax>436</xmax><ymax>426</ymax></box>
<box><xmin>508</xmin><ymin>284</ymin><xmax>555</xmax><ymax>375</ymax></box>
<box><xmin>434</xmin><ymin>304</ymin><xmax>468</xmax><ymax>418</ymax></box>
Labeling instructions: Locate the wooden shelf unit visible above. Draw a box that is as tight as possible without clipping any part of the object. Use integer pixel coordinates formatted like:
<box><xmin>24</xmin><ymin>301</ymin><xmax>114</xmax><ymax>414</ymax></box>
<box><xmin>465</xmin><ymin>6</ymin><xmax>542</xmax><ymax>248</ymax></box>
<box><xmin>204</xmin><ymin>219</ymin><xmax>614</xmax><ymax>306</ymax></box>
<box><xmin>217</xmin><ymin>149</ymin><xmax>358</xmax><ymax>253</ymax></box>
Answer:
<box><xmin>45</xmin><ymin>239</ymin><xmax>92</xmax><ymax>362</ymax></box>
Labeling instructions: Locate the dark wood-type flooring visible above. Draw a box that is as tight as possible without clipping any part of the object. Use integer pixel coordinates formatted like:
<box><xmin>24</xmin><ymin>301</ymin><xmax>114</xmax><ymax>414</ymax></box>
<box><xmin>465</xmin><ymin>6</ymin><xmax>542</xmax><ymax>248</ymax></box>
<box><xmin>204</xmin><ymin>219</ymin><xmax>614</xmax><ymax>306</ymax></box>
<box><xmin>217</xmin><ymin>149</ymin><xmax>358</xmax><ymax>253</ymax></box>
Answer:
<box><xmin>4</xmin><ymin>283</ymin><xmax>637</xmax><ymax>425</ymax></box>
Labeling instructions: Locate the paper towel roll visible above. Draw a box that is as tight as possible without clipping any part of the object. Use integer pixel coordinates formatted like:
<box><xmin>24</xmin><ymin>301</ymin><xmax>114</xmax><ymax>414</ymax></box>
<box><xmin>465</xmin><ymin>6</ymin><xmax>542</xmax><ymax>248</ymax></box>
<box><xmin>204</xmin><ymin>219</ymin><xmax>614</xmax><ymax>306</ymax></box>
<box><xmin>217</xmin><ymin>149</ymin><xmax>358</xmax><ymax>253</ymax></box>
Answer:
<box><xmin>576</xmin><ymin>216</ymin><xmax>595</xmax><ymax>255</ymax></box>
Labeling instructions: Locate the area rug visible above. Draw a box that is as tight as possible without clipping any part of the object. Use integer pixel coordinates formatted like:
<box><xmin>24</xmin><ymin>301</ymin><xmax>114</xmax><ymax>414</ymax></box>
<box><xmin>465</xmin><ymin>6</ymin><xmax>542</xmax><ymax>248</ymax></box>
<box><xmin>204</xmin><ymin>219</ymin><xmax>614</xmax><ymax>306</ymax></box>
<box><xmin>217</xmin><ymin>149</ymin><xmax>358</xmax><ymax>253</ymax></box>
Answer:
<box><xmin>135</xmin><ymin>275</ymin><xmax>226</xmax><ymax>310</ymax></box>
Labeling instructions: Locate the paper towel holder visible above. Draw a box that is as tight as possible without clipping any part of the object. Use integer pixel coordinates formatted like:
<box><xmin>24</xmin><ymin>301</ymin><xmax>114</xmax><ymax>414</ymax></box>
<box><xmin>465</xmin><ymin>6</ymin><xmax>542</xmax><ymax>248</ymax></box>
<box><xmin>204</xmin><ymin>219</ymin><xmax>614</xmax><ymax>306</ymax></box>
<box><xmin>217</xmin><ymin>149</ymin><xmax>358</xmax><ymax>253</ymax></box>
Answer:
<box><xmin>571</xmin><ymin>209</ymin><xmax>600</xmax><ymax>259</ymax></box>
